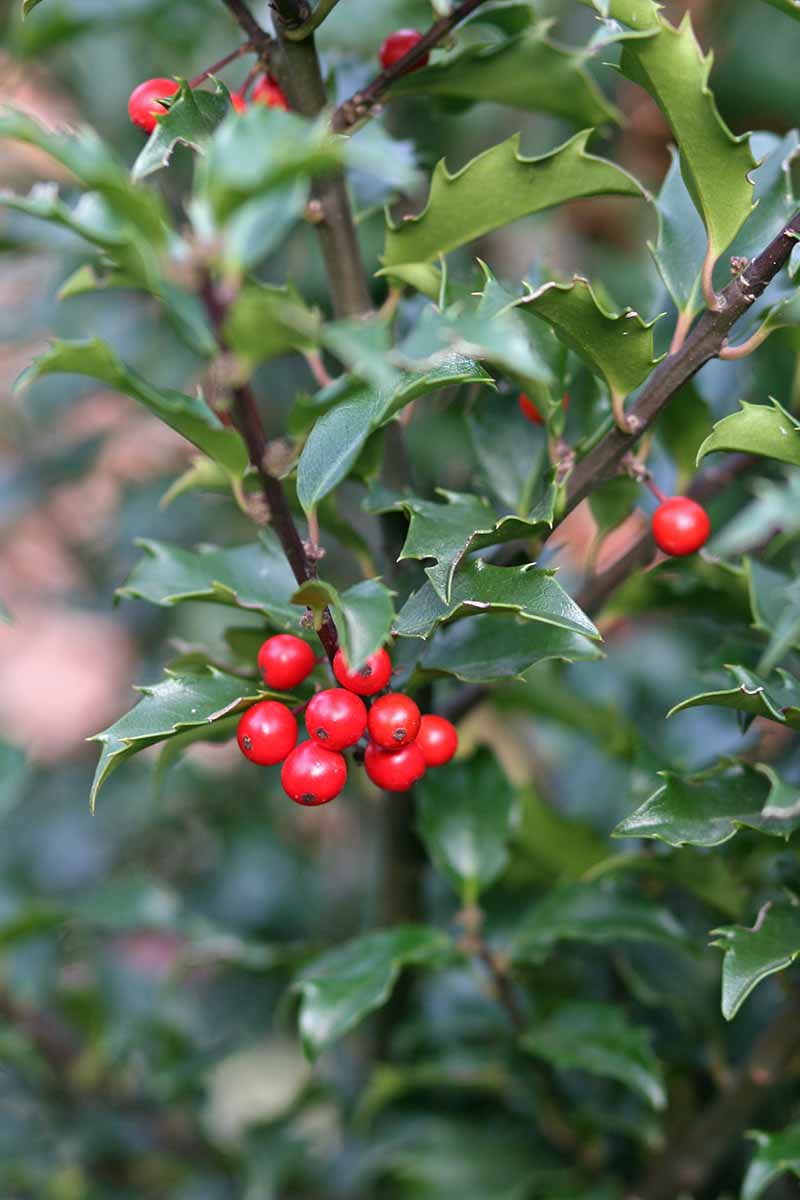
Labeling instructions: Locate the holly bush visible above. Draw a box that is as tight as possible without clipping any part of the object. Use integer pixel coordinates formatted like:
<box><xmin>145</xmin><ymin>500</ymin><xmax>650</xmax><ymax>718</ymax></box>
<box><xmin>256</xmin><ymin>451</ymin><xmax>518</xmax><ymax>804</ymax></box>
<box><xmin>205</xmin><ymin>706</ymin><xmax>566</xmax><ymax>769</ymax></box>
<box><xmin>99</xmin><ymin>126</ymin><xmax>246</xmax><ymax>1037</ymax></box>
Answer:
<box><xmin>2</xmin><ymin>0</ymin><xmax>800</xmax><ymax>1196</ymax></box>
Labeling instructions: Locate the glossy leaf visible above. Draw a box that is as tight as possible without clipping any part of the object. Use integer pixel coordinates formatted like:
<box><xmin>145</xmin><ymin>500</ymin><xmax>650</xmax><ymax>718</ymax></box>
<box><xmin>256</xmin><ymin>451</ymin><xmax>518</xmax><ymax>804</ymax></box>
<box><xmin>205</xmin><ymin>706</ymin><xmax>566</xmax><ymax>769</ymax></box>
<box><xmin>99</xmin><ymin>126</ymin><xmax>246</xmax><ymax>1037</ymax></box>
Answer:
<box><xmin>697</xmin><ymin>400</ymin><xmax>800</xmax><ymax>468</ymax></box>
<box><xmin>383</xmin><ymin>131</ymin><xmax>642</xmax><ymax>266</ymax></box>
<box><xmin>648</xmin><ymin>146</ymin><xmax>707</xmax><ymax>317</ymax></box>
<box><xmin>747</xmin><ymin>558</ymin><xmax>800</xmax><ymax>674</ymax></box>
<box><xmin>293</xmin><ymin>926</ymin><xmax>452</xmax><ymax>1060</ymax></box>
<box><xmin>15</xmin><ymin>339</ymin><xmax>248</xmax><ymax>481</ymax></box>
<box><xmin>668</xmin><ymin>665</ymin><xmax>800</xmax><ymax>731</ymax></box>
<box><xmin>291</xmin><ymin>577</ymin><xmax>394</xmax><ymax>667</ymax></box>
<box><xmin>223</xmin><ymin>283</ymin><xmax>321</xmax><ymax>368</ymax></box>
<box><xmin>589</xmin><ymin>477</ymin><xmax>640</xmax><ymax>538</ymax></box>
<box><xmin>614</xmin><ymin>762</ymin><xmax>800</xmax><ymax>847</ymax></box>
<box><xmin>90</xmin><ymin>666</ymin><xmax>273</xmax><ymax>809</ymax></box>
<box><xmin>512</xmin><ymin>880</ymin><xmax>689</xmax><ymax>964</ymax></box>
<box><xmin>522</xmin><ymin>1003</ymin><xmax>666</xmax><ymax>1109</ymax></box>
<box><xmin>416</xmin><ymin>749</ymin><xmax>514</xmax><ymax>903</ymax></box>
<box><xmin>420</xmin><ymin>612</ymin><xmax>602</xmax><ymax>682</ymax></box>
<box><xmin>389</xmin><ymin>22</ymin><xmax>620</xmax><ymax>127</ymax></box>
<box><xmin>296</xmin><ymin>356</ymin><xmax>491</xmax><ymax>515</ymax></box>
<box><xmin>395</xmin><ymin>560</ymin><xmax>601</xmax><ymax>641</ymax></box>
<box><xmin>465</xmin><ymin>393</ymin><xmax>546</xmax><ymax>512</ymax></box>
<box><xmin>117</xmin><ymin>534</ymin><xmax>303</xmax><ymax>632</ymax></box>
<box><xmin>743</xmin><ymin>1124</ymin><xmax>800</xmax><ymax>1200</ymax></box>
<box><xmin>712</xmin><ymin>904</ymin><xmax>800</xmax><ymax>1019</ymax></box>
<box><xmin>759</xmin><ymin>0</ymin><xmax>800</xmax><ymax>19</ymax></box>
<box><xmin>365</xmin><ymin>485</ymin><xmax>555</xmax><ymax>603</ymax></box>
<box><xmin>516</xmin><ymin>277</ymin><xmax>661</xmax><ymax>403</ymax></box>
<box><xmin>132</xmin><ymin>79</ymin><xmax>230</xmax><ymax>180</ymax></box>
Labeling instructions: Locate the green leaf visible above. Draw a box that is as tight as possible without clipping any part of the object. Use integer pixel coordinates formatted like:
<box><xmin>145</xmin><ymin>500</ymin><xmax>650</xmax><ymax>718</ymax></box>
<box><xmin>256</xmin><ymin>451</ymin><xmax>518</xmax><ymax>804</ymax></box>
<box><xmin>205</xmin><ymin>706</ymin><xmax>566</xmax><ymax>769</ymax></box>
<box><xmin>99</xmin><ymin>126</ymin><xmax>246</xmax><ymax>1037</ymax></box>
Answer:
<box><xmin>293</xmin><ymin>925</ymin><xmax>452</xmax><ymax>1060</ymax></box>
<box><xmin>420</xmin><ymin>612</ymin><xmax>603</xmax><ymax>682</ymax></box>
<box><xmin>291</xmin><ymin>577</ymin><xmax>394</xmax><ymax>667</ymax></box>
<box><xmin>22</xmin><ymin>0</ymin><xmax>46</xmax><ymax>13</ymax></box>
<box><xmin>383</xmin><ymin>131</ymin><xmax>642</xmax><ymax>267</ymax></box>
<box><xmin>389</xmin><ymin>22</ymin><xmax>621</xmax><ymax>127</ymax></box>
<box><xmin>90</xmin><ymin>665</ymin><xmax>273</xmax><ymax>809</ymax></box>
<box><xmin>513</xmin><ymin>787</ymin><xmax>609</xmax><ymax>881</ymax></box>
<box><xmin>614</xmin><ymin>762</ymin><xmax>800</xmax><ymax>847</ymax></box>
<box><xmin>416</xmin><ymin>749</ymin><xmax>515</xmax><ymax>903</ymax></box>
<box><xmin>747</xmin><ymin>558</ymin><xmax>800</xmax><ymax>674</ymax></box>
<box><xmin>465</xmin><ymin>393</ymin><xmax>546</xmax><ymax>513</ymax></box>
<box><xmin>365</xmin><ymin>485</ymin><xmax>555</xmax><ymax>604</ymax></box>
<box><xmin>521</xmin><ymin>1003</ymin><xmax>666</xmax><ymax>1109</ymax></box>
<box><xmin>296</xmin><ymin>356</ymin><xmax>491</xmax><ymax>515</ymax></box>
<box><xmin>759</xmin><ymin>0</ymin><xmax>800</xmax><ymax>20</ymax></box>
<box><xmin>712</xmin><ymin>903</ymin><xmax>800</xmax><ymax>1019</ymax></box>
<box><xmin>648</xmin><ymin>146</ymin><xmax>708</xmax><ymax>317</ymax></box>
<box><xmin>516</xmin><ymin>277</ymin><xmax>661</xmax><ymax>405</ymax></box>
<box><xmin>711</xmin><ymin>472</ymin><xmax>800</xmax><ymax>558</ymax></box>
<box><xmin>117</xmin><ymin>533</ymin><xmax>303</xmax><ymax>632</ymax></box>
<box><xmin>132</xmin><ymin>78</ymin><xmax>230</xmax><ymax>180</ymax></box>
<box><xmin>0</xmin><ymin>109</ymin><xmax>167</xmax><ymax>244</ymax></box>
<box><xmin>743</xmin><ymin>1124</ymin><xmax>800</xmax><ymax>1200</ymax></box>
<box><xmin>512</xmin><ymin>880</ymin><xmax>689</xmax><ymax>964</ymax></box>
<box><xmin>160</xmin><ymin>457</ymin><xmax>231</xmax><ymax>507</ymax></box>
<box><xmin>223</xmin><ymin>282</ymin><xmax>321</xmax><ymax>369</ymax></box>
<box><xmin>15</xmin><ymin>338</ymin><xmax>248</xmax><ymax>481</ymax></box>
<box><xmin>668</xmin><ymin>665</ymin><xmax>800</xmax><ymax>731</ymax></box>
<box><xmin>614</xmin><ymin>9</ymin><xmax>755</xmax><ymax>258</ymax></box>
<box><xmin>219</xmin><ymin>180</ymin><xmax>309</xmax><ymax>272</ymax></box>
<box><xmin>697</xmin><ymin>400</ymin><xmax>800</xmax><ymax>468</ymax></box>
<box><xmin>395</xmin><ymin>559</ymin><xmax>601</xmax><ymax>642</ymax></box>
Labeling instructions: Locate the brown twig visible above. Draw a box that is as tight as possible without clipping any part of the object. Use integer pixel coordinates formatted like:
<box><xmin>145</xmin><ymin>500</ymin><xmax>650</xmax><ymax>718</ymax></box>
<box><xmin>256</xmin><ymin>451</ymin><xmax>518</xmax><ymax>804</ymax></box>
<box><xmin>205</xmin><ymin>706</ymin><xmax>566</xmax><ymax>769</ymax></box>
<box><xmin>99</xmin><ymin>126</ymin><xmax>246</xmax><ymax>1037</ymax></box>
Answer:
<box><xmin>188</xmin><ymin>40</ymin><xmax>260</xmax><ymax>88</ymax></box>
<box><xmin>332</xmin><ymin>0</ymin><xmax>492</xmax><ymax>132</ymax></box>
<box><xmin>458</xmin><ymin>907</ymin><xmax>526</xmax><ymax>1033</ymax></box>
<box><xmin>221</xmin><ymin>0</ymin><xmax>273</xmax><ymax>45</ymax></box>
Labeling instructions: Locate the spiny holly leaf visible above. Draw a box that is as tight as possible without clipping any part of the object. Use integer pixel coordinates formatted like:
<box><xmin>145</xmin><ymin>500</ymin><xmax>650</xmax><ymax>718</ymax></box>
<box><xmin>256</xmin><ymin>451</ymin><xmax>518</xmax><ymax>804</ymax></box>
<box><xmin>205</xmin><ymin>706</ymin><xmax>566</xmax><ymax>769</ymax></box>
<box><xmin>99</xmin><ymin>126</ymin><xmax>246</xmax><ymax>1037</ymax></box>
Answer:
<box><xmin>117</xmin><ymin>534</ymin><xmax>303</xmax><ymax>633</ymax></box>
<box><xmin>416</xmin><ymin>749</ymin><xmax>514</xmax><ymax>904</ymax></box>
<box><xmin>614</xmin><ymin>761</ymin><xmax>800</xmax><ymax>847</ymax></box>
<box><xmin>220</xmin><ymin>180</ymin><xmax>309</xmax><ymax>272</ymax></box>
<box><xmin>747</xmin><ymin>558</ymin><xmax>800</xmax><ymax>675</ymax></box>
<box><xmin>712</xmin><ymin>903</ymin><xmax>800</xmax><ymax>1019</ymax></box>
<box><xmin>743</xmin><ymin>1125</ymin><xmax>800</xmax><ymax>1200</ymax></box>
<box><xmin>421</xmin><ymin>613</ymin><xmax>602</xmax><ymax>682</ymax></box>
<box><xmin>0</xmin><ymin>109</ymin><xmax>167</xmax><ymax>243</ymax></box>
<box><xmin>15</xmin><ymin>338</ymin><xmax>248</xmax><ymax>481</ymax></box>
<box><xmin>395</xmin><ymin>559</ymin><xmax>601</xmax><ymax>642</ymax></box>
<box><xmin>515</xmin><ymin>277</ymin><xmax>661</xmax><ymax>406</ymax></box>
<box><xmin>22</xmin><ymin>0</ymin><xmax>46</xmax><ymax>13</ymax></box>
<box><xmin>669</xmin><ymin>665</ymin><xmax>800</xmax><ymax>730</ymax></box>
<box><xmin>521</xmin><ymin>1003</ymin><xmax>666</xmax><ymax>1109</ymax></box>
<box><xmin>132</xmin><ymin>78</ymin><xmax>231</xmax><ymax>181</ymax></box>
<box><xmin>383</xmin><ymin>131</ymin><xmax>642</xmax><ymax>267</ymax></box>
<box><xmin>389</xmin><ymin>22</ymin><xmax>620</xmax><ymax>127</ymax></box>
<box><xmin>695</xmin><ymin>400</ymin><xmax>800</xmax><ymax>465</ymax></box>
<box><xmin>90</xmin><ymin>666</ymin><xmax>275</xmax><ymax>809</ymax></box>
<box><xmin>711</xmin><ymin>472</ymin><xmax>800</xmax><ymax>558</ymax></box>
<box><xmin>293</xmin><ymin>926</ymin><xmax>453</xmax><ymax>1061</ymax></box>
<box><xmin>465</xmin><ymin>394</ymin><xmax>548</xmax><ymax>513</ymax></box>
<box><xmin>291</xmin><ymin>578</ymin><xmax>394</xmax><ymax>667</ymax></box>
<box><xmin>612</xmin><ymin>8</ymin><xmax>756</xmax><ymax>258</ymax></box>
<box><xmin>296</xmin><ymin>356</ymin><xmax>491</xmax><ymax>516</ymax></box>
<box><xmin>223</xmin><ymin>282</ymin><xmax>321</xmax><ymax>369</ymax></box>
<box><xmin>364</xmin><ymin>484</ymin><xmax>556</xmax><ymax>603</ymax></box>
<box><xmin>512</xmin><ymin>880</ymin><xmax>689</xmax><ymax>964</ymax></box>
<box><xmin>759</xmin><ymin>0</ymin><xmax>800</xmax><ymax>19</ymax></box>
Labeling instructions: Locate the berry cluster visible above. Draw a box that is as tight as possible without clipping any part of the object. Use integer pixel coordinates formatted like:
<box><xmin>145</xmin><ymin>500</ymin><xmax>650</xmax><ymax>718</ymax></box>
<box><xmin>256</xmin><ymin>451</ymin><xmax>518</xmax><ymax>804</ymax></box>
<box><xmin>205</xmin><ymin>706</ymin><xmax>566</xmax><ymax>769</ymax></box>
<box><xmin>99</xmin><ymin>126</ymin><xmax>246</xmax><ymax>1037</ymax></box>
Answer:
<box><xmin>236</xmin><ymin>635</ymin><xmax>457</xmax><ymax>806</ymax></box>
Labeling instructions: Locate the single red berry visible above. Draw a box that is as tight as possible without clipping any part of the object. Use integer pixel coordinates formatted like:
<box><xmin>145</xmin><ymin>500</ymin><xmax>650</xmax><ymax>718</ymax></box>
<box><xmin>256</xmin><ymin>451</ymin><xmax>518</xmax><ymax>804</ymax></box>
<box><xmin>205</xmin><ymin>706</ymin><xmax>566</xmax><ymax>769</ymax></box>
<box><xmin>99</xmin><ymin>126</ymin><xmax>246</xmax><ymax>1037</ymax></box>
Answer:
<box><xmin>252</xmin><ymin>75</ymin><xmax>290</xmax><ymax>110</ymax></box>
<box><xmin>364</xmin><ymin>741</ymin><xmax>427</xmax><ymax>792</ymax></box>
<box><xmin>519</xmin><ymin>391</ymin><xmax>569</xmax><ymax>426</ymax></box>
<box><xmin>128</xmin><ymin>78</ymin><xmax>179</xmax><ymax>132</ymax></box>
<box><xmin>305</xmin><ymin>688</ymin><xmax>367</xmax><ymax>751</ymax></box>
<box><xmin>257</xmin><ymin>634</ymin><xmax>316</xmax><ymax>691</ymax></box>
<box><xmin>237</xmin><ymin>701</ymin><xmax>297</xmax><ymax>766</ymax></box>
<box><xmin>367</xmin><ymin>692</ymin><xmax>421</xmax><ymax>749</ymax></box>
<box><xmin>652</xmin><ymin>496</ymin><xmax>711</xmax><ymax>557</ymax></box>
<box><xmin>416</xmin><ymin>714</ymin><xmax>458</xmax><ymax>767</ymax></box>
<box><xmin>379</xmin><ymin>29</ymin><xmax>429</xmax><ymax>71</ymax></box>
<box><xmin>332</xmin><ymin>647</ymin><xmax>392</xmax><ymax>696</ymax></box>
<box><xmin>230</xmin><ymin>90</ymin><xmax>247</xmax><ymax>113</ymax></box>
<box><xmin>281</xmin><ymin>740</ymin><xmax>346</xmax><ymax>806</ymax></box>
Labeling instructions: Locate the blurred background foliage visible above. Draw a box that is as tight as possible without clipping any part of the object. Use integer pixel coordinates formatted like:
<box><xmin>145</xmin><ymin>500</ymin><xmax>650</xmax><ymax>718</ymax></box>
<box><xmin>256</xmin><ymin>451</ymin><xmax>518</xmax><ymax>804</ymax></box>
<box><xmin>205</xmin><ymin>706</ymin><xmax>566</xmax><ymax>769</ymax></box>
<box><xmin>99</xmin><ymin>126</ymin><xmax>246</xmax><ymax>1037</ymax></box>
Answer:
<box><xmin>1</xmin><ymin>0</ymin><xmax>800</xmax><ymax>1197</ymax></box>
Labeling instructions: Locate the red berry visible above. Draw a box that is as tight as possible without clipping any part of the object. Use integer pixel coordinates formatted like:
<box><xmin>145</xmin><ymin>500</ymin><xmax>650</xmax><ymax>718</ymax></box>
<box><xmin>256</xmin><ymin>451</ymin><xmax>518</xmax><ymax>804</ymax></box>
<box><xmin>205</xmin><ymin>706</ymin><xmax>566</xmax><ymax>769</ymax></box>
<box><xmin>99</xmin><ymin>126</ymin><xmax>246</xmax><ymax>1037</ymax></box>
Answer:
<box><xmin>333</xmin><ymin>647</ymin><xmax>392</xmax><ymax>696</ymax></box>
<box><xmin>305</xmin><ymin>688</ymin><xmax>367</xmax><ymax>751</ymax></box>
<box><xmin>519</xmin><ymin>391</ymin><xmax>569</xmax><ymax>426</ymax></box>
<box><xmin>252</xmin><ymin>75</ymin><xmax>290</xmax><ymax>110</ymax></box>
<box><xmin>367</xmin><ymin>692</ymin><xmax>421</xmax><ymax>749</ymax></box>
<box><xmin>230</xmin><ymin>90</ymin><xmax>247</xmax><ymax>113</ymax></box>
<box><xmin>364</xmin><ymin>741</ymin><xmax>426</xmax><ymax>792</ymax></box>
<box><xmin>237</xmin><ymin>701</ymin><xmax>297</xmax><ymax>766</ymax></box>
<box><xmin>281</xmin><ymin>740</ymin><xmax>346</xmax><ymax>806</ymax></box>
<box><xmin>652</xmin><ymin>496</ymin><xmax>711</xmax><ymax>557</ymax></box>
<box><xmin>379</xmin><ymin>29</ymin><xmax>429</xmax><ymax>71</ymax></box>
<box><xmin>416</xmin><ymin>714</ymin><xmax>458</xmax><ymax>767</ymax></box>
<box><xmin>128</xmin><ymin>78</ymin><xmax>179</xmax><ymax>132</ymax></box>
<box><xmin>257</xmin><ymin>634</ymin><xmax>316</xmax><ymax>691</ymax></box>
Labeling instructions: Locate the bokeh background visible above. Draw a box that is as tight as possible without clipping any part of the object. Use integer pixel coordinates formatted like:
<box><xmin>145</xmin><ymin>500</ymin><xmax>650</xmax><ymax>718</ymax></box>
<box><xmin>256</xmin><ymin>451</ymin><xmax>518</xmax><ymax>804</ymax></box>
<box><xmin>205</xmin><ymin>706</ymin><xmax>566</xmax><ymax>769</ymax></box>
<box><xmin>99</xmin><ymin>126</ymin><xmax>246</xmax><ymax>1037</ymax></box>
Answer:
<box><xmin>1</xmin><ymin>0</ymin><xmax>799</xmax><ymax>1196</ymax></box>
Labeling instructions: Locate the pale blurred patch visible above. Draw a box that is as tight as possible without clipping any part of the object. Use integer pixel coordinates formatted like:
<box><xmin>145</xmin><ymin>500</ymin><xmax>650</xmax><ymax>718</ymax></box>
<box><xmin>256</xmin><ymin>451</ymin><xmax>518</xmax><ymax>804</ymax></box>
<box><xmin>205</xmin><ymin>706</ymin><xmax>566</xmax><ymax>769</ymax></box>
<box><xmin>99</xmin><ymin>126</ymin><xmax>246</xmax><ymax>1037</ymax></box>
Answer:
<box><xmin>205</xmin><ymin>1038</ymin><xmax>311</xmax><ymax>1144</ymax></box>
<box><xmin>0</xmin><ymin>49</ymin><xmax>81</xmax><ymax>185</ymax></box>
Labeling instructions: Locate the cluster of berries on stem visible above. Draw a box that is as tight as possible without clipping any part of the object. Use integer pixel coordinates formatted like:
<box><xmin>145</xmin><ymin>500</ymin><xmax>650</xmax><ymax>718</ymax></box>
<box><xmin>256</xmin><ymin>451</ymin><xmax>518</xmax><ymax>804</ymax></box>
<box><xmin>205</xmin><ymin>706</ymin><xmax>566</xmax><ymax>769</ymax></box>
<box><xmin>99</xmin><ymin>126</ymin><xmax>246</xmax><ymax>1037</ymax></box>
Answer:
<box><xmin>237</xmin><ymin>635</ymin><xmax>457</xmax><ymax>806</ymax></box>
